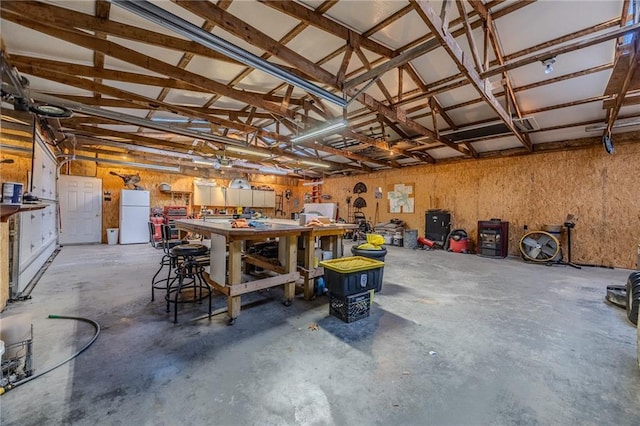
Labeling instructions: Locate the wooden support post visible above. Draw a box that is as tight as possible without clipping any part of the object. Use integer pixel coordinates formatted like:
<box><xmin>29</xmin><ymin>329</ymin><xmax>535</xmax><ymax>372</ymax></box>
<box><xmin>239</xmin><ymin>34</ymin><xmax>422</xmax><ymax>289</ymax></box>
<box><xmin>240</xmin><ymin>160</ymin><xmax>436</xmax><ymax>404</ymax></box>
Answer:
<box><xmin>227</xmin><ymin>240</ymin><xmax>242</xmax><ymax>320</ymax></box>
<box><xmin>283</xmin><ymin>235</ymin><xmax>297</xmax><ymax>303</ymax></box>
<box><xmin>303</xmin><ymin>233</ymin><xmax>316</xmax><ymax>301</ymax></box>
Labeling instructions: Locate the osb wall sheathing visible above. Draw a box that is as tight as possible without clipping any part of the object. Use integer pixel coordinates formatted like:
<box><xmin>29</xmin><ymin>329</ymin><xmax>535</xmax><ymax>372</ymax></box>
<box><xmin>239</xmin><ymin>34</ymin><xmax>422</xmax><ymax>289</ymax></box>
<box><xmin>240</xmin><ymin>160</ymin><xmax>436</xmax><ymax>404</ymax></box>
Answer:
<box><xmin>0</xmin><ymin>153</ymin><xmax>31</xmax><ymax>187</ymax></box>
<box><xmin>319</xmin><ymin>143</ymin><xmax>640</xmax><ymax>269</ymax></box>
<box><xmin>64</xmin><ymin>160</ymin><xmax>303</xmax><ymax>243</ymax></box>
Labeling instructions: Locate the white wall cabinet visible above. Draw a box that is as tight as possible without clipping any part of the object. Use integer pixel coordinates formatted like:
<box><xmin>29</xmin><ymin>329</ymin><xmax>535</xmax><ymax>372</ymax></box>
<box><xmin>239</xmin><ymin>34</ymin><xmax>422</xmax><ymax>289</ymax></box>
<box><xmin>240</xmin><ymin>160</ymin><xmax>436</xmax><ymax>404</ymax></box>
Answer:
<box><xmin>212</xmin><ymin>187</ymin><xmax>226</xmax><ymax>206</ymax></box>
<box><xmin>253</xmin><ymin>191</ymin><xmax>276</xmax><ymax>208</ymax></box>
<box><xmin>226</xmin><ymin>188</ymin><xmax>252</xmax><ymax>207</ymax></box>
<box><xmin>193</xmin><ymin>185</ymin><xmax>227</xmax><ymax>206</ymax></box>
<box><xmin>193</xmin><ymin>184</ymin><xmax>211</xmax><ymax>206</ymax></box>
<box><xmin>194</xmin><ymin>185</ymin><xmax>275</xmax><ymax>208</ymax></box>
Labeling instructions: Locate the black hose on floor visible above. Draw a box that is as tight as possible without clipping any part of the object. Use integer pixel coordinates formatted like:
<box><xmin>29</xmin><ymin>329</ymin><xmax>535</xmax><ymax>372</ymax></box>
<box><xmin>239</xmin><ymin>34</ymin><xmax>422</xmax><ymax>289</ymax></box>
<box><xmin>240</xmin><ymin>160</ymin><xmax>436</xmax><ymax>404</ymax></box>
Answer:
<box><xmin>0</xmin><ymin>314</ymin><xmax>100</xmax><ymax>394</ymax></box>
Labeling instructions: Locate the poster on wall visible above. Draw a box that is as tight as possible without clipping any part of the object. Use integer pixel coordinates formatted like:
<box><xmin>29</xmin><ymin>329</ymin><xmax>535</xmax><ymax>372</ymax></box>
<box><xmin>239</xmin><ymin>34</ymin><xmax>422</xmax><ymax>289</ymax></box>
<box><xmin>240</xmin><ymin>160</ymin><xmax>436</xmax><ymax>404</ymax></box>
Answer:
<box><xmin>387</xmin><ymin>183</ymin><xmax>414</xmax><ymax>213</ymax></box>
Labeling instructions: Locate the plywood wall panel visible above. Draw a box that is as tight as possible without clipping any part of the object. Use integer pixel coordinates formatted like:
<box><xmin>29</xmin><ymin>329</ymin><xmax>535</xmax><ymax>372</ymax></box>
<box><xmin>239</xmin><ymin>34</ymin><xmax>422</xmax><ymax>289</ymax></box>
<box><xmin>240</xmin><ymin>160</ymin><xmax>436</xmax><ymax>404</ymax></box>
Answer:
<box><xmin>319</xmin><ymin>143</ymin><xmax>640</xmax><ymax>269</ymax></box>
<box><xmin>0</xmin><ymin>154</ymin><xmax>32</xmax><ymax>189</ymax></box>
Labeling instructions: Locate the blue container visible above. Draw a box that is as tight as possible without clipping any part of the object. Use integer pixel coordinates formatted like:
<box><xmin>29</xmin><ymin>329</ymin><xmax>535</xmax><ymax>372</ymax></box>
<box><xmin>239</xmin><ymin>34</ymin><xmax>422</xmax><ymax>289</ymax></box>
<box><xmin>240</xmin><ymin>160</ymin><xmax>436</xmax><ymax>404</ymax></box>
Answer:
<box><xmin>2</xmin><ymin>182</ymin><xmax>23</xmax><ymax>204</ymax></box>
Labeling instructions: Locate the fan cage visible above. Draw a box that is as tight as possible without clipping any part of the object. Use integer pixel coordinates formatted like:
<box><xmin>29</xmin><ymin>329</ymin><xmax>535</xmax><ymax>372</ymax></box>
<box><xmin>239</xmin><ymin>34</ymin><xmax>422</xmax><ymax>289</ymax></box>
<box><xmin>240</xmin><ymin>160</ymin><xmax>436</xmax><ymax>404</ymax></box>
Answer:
<box><xmin>519</xmin><ymin>230</ymin><xmax>561</xmax><ymax>263</ymax></box>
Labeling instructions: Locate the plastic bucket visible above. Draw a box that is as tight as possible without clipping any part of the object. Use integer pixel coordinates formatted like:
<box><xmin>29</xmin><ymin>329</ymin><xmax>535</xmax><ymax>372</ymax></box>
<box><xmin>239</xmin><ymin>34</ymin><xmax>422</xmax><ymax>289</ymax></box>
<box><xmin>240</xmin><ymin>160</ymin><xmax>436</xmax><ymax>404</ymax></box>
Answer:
<box><xmin>107</xmin><ymin>228</ymin><xmax>119</xmax><ymax>245</ymax></box>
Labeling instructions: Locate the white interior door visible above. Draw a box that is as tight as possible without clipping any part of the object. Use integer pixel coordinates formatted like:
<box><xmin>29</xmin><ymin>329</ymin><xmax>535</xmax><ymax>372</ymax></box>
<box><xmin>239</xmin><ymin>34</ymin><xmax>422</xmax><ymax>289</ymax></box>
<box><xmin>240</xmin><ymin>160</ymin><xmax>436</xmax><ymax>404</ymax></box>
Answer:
<box><xmin>59</xmin><ymin>175</ymin><xmax>102</xmax><ymax>244</ymax></box>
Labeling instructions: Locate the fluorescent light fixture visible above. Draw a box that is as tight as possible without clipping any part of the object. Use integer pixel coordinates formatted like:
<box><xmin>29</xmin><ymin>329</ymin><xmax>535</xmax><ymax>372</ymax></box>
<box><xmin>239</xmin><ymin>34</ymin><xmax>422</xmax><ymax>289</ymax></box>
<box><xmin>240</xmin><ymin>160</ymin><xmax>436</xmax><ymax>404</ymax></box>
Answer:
<box><xmin>300</xmin><ymin>160</ymin><xmax>331</xmax><ymax>168</ymax></box>
<box><xmin>66</xmin><ymin>155</ymin><xmax>181</xmax><ymax>172</ymax></box>
<box><xmin>193</xmin><ymin>159</ymin><xmax>216</xmax><ymax>166</ymax></box>
<box><xmin>291</xmin><ymin>120</ymin><xmax>348</xmax><ymax>143</ymax></box>
<box><xmin>258</xmin><ymin>167</ymin><xmax>288</xmax><ymax>175</ymax></box>
<box><xmin>111</xmin><ymin>0</ymin><xmax>347</xmax><ymax>108</ymax></box>
<box><xmin>226</xmin><ymin>145</ymin><xmax>272</xmax><ymax>157</ymax></box>
<box><xmin>585</xmin><ymin>117</ymin><xmax>640</xmax><ymax>132</ymax></box>
<box><xmin>302</xmin><ymin>180</ymin><xmax>324</xmax><ymax>186</ymax></box>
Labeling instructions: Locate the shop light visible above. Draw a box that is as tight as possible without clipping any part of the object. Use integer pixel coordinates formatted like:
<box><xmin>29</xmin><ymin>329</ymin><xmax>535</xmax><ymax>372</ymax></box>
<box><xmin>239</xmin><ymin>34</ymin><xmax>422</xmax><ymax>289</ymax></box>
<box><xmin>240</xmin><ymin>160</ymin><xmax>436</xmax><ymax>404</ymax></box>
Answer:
<box><xmin>299</xmin><ymin>160</ymin><xmax>331</xmax><ymax>168</ymax></box>
<box><xmin>226</xmin><ymin>146</ymin><xmax>272</xmax><ymax>157</ymax></box>
<box><xmin>258</xmin><ymin>167</ymin><xmax>288</xmax><ymax>175</ymax></box>
<box><xmin>290</xmin><ymin>120</ymin><xmax>347</xmax><ymax>143</ymax></box>
<box><xmin>192</xmin><ymin>159</ymin><xmax>216</xmax><ymax>166</ymax></box>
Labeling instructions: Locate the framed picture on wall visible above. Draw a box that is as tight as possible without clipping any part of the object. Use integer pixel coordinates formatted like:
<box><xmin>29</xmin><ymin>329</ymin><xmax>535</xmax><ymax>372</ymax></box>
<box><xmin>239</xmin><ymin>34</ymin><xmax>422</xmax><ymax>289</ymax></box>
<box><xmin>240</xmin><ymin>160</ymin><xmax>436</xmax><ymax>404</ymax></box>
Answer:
<box><xmin>387</xmin><ymin>183</ymin><xmax>414</xmax><ymax>213</ymax></box>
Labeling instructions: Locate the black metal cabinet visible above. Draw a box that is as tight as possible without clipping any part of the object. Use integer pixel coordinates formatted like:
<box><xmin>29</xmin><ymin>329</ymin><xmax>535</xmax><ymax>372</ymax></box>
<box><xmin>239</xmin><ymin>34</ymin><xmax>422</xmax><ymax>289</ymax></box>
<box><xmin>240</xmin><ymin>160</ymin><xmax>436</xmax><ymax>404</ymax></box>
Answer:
<box><xmin>477</xmin><ymin>220</ymin><xmax>509</xmax><ymax>258</ymax></box>
<box><xmin>425</xmin><ymin>210</ymin><xmax>451</xmax><ymax>246</ymax></box>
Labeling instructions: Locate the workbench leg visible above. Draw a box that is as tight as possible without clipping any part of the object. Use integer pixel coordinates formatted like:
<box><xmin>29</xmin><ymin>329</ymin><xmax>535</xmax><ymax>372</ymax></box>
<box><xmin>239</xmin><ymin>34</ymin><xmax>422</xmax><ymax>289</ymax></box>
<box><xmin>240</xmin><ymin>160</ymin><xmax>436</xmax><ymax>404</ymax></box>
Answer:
<box><xmin>227</xmin><ymin>296</ymin><xmax>241</xmax><ymax>325</ymax></box>
<box><xmin>303</xmin><ymin>233</ymin><xmax>315</xmax><ymax>301</ymax></box>
<box><xmin>227</xmin><ymin>240</ymin><xmax>242</xmax><ymax>324</ymax></box>
<box><xmin>284</xmin><ymin>282</ymin><xmax>295</xmax><ymax>306</ymax></box>
<box><xmin>283</xmin><ymin>236</ymin><xmax>298</xmax><ymax>305</ymax></box>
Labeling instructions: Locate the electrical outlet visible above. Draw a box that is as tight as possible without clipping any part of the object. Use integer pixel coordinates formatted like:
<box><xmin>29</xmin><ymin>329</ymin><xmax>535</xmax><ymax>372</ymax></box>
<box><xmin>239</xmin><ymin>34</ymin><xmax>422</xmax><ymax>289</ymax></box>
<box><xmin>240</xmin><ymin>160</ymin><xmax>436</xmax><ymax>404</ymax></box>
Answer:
<box><xmin>523</xmin><ymin>224</ymin><xmax>528</xmax><ymax>230</ymax></box>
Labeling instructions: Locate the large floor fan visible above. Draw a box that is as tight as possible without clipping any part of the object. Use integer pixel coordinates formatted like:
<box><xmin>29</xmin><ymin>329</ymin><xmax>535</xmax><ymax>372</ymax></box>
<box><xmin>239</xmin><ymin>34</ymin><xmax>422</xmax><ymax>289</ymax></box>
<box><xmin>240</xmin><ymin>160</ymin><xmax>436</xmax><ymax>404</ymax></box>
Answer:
<box><xmin>519</xmin><ymin>231</ymin><xmax>562</xmax><ymax>263</ymax></box>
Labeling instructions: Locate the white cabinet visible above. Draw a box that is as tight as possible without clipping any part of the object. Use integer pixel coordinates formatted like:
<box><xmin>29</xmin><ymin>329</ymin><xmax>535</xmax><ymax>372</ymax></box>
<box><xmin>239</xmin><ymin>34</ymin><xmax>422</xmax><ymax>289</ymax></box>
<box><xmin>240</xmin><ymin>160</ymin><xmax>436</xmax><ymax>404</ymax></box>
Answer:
<box><xmin>263</xmin><ymin>191</ymin><xmax>276</xmax><ymax>208</ymax></box>
<box><xmin>194</xmin><ymin>185</ymin><xmax>227</xmax><ymax>206</ymax></box>
<box><xmin>212</xmin><ymin>187</ymin><xmax>226</xmax><ymax>206</ymax></box>
<box><xmin>196</xmin><ymin>186</ymin><xmax>276</xmax><ymax>208</ymax></box>
<box><xmin>193</xmin><ymin>185</ymin><xmax>211</xmax><ymax>206</ymax></box>
<box><xmin>226</xmin><ymin>188</ymin><xmax>252</xmax><ymax>207</ymax></box>
<box><xmin>252</xmin><ymin>190</ymin><xmax>276</xmax><ymax>208</ymax></box>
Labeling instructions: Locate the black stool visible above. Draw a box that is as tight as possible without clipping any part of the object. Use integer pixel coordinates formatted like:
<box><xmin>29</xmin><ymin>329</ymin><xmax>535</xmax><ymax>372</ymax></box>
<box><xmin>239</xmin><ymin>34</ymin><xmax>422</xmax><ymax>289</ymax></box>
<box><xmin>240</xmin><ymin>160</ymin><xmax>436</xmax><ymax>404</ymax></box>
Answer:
<box><xmin>165</xmin><ymin>244</ymin><xmax>212</xmax><ymax>323</ymax></box>
<box><xmin>151</xmin><ymin>224</ymin><xmax>186</xmax><ymax>302</ymax></box>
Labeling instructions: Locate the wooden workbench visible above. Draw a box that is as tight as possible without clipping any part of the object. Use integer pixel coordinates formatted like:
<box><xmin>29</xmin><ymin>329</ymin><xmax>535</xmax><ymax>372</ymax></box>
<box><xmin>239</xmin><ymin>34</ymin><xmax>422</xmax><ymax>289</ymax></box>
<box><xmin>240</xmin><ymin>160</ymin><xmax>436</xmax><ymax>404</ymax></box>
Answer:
<box><xmin>239</xmin><ymin>218</ymin><xmax>356</xmax><ymax>300</ymax></box>
<box><xmin>295</xmin><ymin>222</ymin><xmax>357</xmax><ymax>300</ymax></box>
<box><xmin>175</xmin><ymin>218</ymin><xmax>307</xmax><ymax>324</ymax></box>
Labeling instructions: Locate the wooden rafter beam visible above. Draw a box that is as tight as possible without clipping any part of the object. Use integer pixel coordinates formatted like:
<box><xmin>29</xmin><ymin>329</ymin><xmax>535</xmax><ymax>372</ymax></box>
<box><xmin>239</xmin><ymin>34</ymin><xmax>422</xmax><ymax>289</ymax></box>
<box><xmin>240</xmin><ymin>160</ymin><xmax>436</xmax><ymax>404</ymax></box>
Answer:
<box><xmin>480</xmin><ymin>22</ymin><xmax>640</xmax><ymax>79</ymax></box>
<box><xmin>391</xmin><ymin>17</ymin><xmax>619</xmax><ymax>109</ymax></box>
<box><xmin>167</xmin><ymin>0</ymin><xmax>437</xmax><ymax>162</ymax></box>
<box><xmin>468</xmin><ymin>0</ymin><xmax>532</xmax><ymax>150</ymax></box>
<box><xmin>173</xmin><ymin>0</ymin><xmax>338</xmax><ymax>87</ymax></box>
<box><xmin>14</xmin><ymin>63</ymin><xmax>287</xmax><ymax>143</ymax></box>
<box><xmin>92</xmin><ymin>0</ymin><xmax>110</xmax><ymax>100</ymax></box>
<box><xmin>604</xmin><ymin>39</ymin><xmax>639</xmax><ymax>138</ymax></box>
<box><xmin>413</xmin><ymin>1</ymin><xmax>530</xmax><ymax>151</ymax></box>
<box><xmin>258</xmin><ymin>0</ymin><xmax>394</xmax><ymax>58</ymax></box>
<box><xmin>0</xmin><ymin>9</ymin><xmax>300</xmax><ymax>120</ymax></box>
<box><xmin>10</xmin><ymin>55</ymin><xmax>306</xmax><ymax>108</ymax></box>
<box><xmin>0</xmin><ymin>1</ymin><xmax>238</xmax><ymax>64</ymax></box>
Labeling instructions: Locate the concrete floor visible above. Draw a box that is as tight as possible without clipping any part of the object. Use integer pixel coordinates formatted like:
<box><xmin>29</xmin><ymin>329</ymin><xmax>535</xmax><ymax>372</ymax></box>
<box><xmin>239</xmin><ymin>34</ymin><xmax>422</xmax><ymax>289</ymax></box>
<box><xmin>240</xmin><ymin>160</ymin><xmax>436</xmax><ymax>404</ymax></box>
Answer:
<box><xmin>1</xmin><ymin>242</ymin><xmax>639</xmax><ymax>425</ymax></box>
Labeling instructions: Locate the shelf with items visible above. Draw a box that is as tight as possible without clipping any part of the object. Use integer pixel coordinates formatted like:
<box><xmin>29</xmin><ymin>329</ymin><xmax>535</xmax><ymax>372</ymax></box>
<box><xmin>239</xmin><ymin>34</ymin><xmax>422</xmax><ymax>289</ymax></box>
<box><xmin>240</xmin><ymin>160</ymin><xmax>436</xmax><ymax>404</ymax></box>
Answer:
<box><xmin>160</xmin><ymin>189</ymin><xmax>191</xmax><ymax>201</ymax></box>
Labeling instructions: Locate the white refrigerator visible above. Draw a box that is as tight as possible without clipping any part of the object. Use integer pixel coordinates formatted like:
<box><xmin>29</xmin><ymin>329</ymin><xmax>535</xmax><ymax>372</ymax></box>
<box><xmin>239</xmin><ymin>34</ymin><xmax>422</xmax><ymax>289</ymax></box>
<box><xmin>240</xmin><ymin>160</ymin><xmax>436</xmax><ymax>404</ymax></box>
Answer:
<box><xmin>119</xmin><ymin>190</ymin><xmax>150</xmax><ymax>244</ymax></box>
